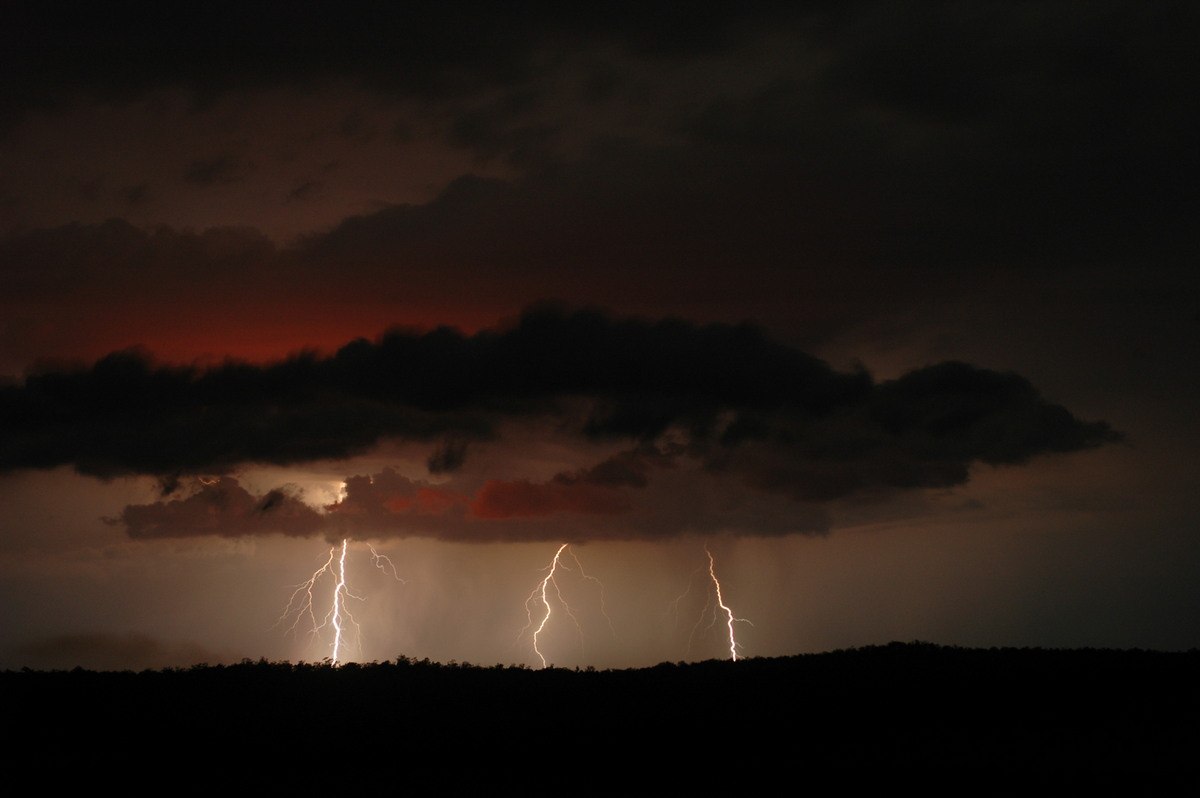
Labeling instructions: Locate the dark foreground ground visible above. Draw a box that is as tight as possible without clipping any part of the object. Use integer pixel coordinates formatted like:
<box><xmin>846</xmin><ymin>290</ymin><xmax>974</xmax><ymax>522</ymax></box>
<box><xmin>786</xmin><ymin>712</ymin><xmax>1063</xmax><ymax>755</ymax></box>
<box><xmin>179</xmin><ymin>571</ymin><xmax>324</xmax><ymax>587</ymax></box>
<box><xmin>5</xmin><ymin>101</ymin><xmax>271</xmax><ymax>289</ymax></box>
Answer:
<box><xmin>4</xmin><ymin>642</ymin><xmax>1197</xmax><ymax>794</ymax></box>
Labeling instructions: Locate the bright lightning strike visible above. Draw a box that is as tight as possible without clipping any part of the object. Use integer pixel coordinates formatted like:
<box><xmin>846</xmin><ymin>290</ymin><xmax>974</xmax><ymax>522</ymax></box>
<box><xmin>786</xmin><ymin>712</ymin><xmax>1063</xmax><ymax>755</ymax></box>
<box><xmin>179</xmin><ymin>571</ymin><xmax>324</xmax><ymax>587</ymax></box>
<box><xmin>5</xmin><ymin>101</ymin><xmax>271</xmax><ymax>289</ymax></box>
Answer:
<box><xmin>328</xmin><ymin>539</ymin><xmax>351</xmax><ymax>665</ymax></box>
<box><xmin>706</xmin><ymin>546</ymin><xmax>750</xmax><ymax>662</ymax></box>
<box><xmin>673</xmin><ymin>546</ymin><xmax>753</xmax><ymax>662</ymax></box>
<box><xmin>517</xmin><ymin>543</ymin><xmax>614</xmax><ymax>668</ymax></box>
<box><xmin>276</xmin><ymin>539</ymin><xmax>404</xmax><ymax>666</ymax></box>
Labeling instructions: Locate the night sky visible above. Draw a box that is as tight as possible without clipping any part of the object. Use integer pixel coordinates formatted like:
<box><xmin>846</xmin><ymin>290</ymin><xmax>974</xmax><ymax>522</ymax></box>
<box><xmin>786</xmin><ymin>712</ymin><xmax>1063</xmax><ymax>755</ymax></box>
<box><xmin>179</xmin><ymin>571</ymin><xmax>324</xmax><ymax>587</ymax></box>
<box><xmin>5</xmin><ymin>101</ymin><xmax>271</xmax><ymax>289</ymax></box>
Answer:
<box><xmin>2</xmin><ymin>2</ymin><xmax>1197</xmax><ymax>671</ymax></box>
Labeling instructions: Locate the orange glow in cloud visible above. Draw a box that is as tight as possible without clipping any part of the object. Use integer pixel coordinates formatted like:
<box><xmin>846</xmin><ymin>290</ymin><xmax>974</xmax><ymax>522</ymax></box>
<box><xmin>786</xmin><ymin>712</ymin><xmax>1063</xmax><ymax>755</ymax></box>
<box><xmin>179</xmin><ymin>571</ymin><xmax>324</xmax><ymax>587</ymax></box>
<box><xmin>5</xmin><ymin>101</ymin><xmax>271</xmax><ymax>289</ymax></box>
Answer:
<box><xmin>383</xmin><ymin>487</ymin><xmax>464</xmax><ymax>515</ymax></box>
<box><xmin>3</xmin><ymin>288</ymin><xmax>509</xmax><ymax>373</ymax></box>
<box><xmin>471</xmin><ymin>479</ymin><xmax>632</xmax><ymax>519</ymax></box>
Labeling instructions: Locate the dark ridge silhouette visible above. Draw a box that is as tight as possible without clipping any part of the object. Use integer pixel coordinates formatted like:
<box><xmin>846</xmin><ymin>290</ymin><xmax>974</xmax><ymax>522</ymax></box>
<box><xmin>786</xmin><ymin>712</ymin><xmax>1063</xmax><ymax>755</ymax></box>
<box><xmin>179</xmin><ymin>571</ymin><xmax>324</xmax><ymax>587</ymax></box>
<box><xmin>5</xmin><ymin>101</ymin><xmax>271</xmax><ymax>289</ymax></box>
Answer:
<box><xmin>4</xmin><ymin>643</ymin><xmax>1195</xmax><ymax>793</ymax></box>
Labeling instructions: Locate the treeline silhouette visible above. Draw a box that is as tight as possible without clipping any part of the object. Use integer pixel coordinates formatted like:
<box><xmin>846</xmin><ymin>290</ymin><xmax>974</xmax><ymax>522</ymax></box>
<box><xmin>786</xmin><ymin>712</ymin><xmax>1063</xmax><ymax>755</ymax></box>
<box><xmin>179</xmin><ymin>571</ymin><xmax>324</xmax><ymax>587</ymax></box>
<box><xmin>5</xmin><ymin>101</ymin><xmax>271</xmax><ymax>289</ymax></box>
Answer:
<box><xmin>5</xmin><ymin>643</ymin><xmax>1196</xmax><ymax>794</ymax></box>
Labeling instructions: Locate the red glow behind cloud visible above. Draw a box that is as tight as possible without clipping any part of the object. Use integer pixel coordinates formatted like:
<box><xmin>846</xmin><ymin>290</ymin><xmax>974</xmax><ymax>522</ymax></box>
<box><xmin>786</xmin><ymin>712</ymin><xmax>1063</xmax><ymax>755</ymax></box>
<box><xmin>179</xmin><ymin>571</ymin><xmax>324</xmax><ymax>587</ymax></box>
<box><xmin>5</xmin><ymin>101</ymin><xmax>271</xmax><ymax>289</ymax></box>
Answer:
<box><xmin>4</xmin><ymin>294</ymin><xmax>507</xmax><ymax>374</ymax></box>
<box><xmin>471</xmin><ymin>479</ymin><xmax>632</xmax><ymax>519</ymax></box>
<box><xmin>384</xmin><ymin>487</ymin><xmax>465</xmax><ymax>516</ymax></box>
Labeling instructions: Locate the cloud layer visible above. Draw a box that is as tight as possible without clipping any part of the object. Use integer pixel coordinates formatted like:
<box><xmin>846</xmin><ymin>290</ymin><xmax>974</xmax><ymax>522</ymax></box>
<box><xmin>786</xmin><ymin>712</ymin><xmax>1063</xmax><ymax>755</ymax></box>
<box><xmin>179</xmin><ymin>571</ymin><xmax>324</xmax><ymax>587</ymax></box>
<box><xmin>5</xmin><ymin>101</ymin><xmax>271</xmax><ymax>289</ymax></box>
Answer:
<box><xmin>1</xmin><ymin>305</ymin><xmax>1118</xmax><ymax>542</ymax></box>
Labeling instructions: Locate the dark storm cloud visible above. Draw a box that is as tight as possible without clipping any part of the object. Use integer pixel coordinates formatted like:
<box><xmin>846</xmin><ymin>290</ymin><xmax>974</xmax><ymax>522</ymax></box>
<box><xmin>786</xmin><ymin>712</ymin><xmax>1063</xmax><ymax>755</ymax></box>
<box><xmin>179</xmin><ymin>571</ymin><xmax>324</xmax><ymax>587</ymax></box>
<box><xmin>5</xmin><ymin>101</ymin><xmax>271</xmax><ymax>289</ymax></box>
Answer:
<box><xmin>0</xmin><ymin>219</ymin><xmax>276</xmax><ymax>297</ymax></box>
<box><xmin>0</xmin><ymin>305</ymin><xmax>1119</xmax><ymax>476</ymax></box>
<box><xmin>1</xmin><ymin>346</ymin><xmax>478</xmax><ymax>476</ymax></box>
<box><xmin>426</xmin><ymin>437</ymin><xmax>469</xmax><ymax>475</ymax></box>
<box><xmin>0</xmin><ymin>1</ymin><xmax>779</xmax><ymax>126</ymax></box>
<box><xmin>3</xmin><ymin>305</ymin><xmax>1118</xmax><ymax>541</ymax></box>
<box><xmin>4</xmin><ymin>2</ymin><xmax>1195</xmax><ymax>275</ymax></box>
<box><xmin>672</xmin><ymin>8</ymin><xmax>1199</xmax><ymax>266</ymax></box>
<box><xmin>302</xmin><ymin>174</ymin><xmax>519</xmax><ymax>257</ymax></box>
<box><xmin>111</xmin><ymin>477</ymin><xmax>323</xmax><ymax>539</ymax></box>
<box><xmin>122</xmin><ymin>183</ymin><xmax>148</xmax><ymax>206</ymax></box>
<box><xmin>2</xmin><ymin>1</ymin><xmax>1189</xmax><ymax>400</ymax></box>
<box><xmin>0</xmin><ymin>0</ymin><xmax>1166</xmax><ymax>542</ymax></box>
<box><xmin>183</xmin><ymin>155</ymin><xmax>253</xmax><ymax>187</ymax></box>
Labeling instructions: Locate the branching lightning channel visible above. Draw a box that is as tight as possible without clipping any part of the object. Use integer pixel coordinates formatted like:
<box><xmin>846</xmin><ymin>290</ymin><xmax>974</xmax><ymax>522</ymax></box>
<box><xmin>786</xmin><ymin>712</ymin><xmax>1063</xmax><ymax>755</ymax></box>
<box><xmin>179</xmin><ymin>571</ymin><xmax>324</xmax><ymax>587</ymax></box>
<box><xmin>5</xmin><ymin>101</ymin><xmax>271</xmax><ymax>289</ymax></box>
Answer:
<box><xmin>368</xmin><ymin>543</ymin><xmax>407</xmax><ymax>583</ymax></box>
<box><xmin>673</xmin><ymin>546</ymin><xmax>753</xmax><ymax>662</ymax></box>
<box><xmin>276</xmin><ymin>539</ymin><xmax>404</xmax><ymax>666</ymax></box>
<box><xmin>517</xmin><ymin>543</ymin><xmax>614</xmax><ymax>668</ymax></box>
<box><xmin>276</xmin><ymin>542</ymin><xmax>338</xmax><ymax>650</ymax></box>
<box><xmin>706</xmin><ymin>546</ymin><xmax>750</xmax><ymax>661</ymax></box>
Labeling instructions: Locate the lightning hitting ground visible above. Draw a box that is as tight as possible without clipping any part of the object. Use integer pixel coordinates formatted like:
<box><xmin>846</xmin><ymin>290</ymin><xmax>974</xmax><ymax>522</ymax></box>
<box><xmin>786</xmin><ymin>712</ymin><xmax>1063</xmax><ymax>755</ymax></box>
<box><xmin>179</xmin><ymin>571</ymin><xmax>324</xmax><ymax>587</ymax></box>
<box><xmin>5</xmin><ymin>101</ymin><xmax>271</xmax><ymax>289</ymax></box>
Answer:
<box><xmin>275</xmin><ymin>539</ymin><xmax>405</xmax><ymax>665</ymax></box>
<box><xmin>673</xmin><ymin>547</ymin><xmax>752</xmax><ymax>662</ymax></box>
<box><xmin>517</xmin><ymin>543</ymin><xmax>614</xmax><ymax>668</ymax></box>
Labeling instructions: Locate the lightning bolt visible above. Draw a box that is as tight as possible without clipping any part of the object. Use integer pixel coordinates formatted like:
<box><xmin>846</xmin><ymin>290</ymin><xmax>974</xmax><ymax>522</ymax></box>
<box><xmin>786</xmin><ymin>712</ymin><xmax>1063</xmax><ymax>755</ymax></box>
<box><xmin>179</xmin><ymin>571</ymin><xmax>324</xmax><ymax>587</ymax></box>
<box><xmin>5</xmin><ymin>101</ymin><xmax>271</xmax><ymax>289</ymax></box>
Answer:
<box><xmin>673</xmin><ymin>546</ymin><xmax>752</xmax><ymax>662</ymax></box>
<box><xmin>517</xmin><ymin>543</ymin><xmax>614</xmax><ymax>668</ymax></box>
<box><xmin>368</xmin><ymin>543</ymin><xmax>407</xmax><ymax>583</ymax></box>
<box><xmin>276</xmin><ymin>543</ymin><xmax>337</xmax><ymax>647</ymax></box>
<box><xmin>706</xmin><ymin>546</ymin><xmax>750</xmax><ymax>662</ymax></box>
<box><xmin>276</xmin><ymin>538</ymin><xmax>405</xmax><ymax>666</ymax></box>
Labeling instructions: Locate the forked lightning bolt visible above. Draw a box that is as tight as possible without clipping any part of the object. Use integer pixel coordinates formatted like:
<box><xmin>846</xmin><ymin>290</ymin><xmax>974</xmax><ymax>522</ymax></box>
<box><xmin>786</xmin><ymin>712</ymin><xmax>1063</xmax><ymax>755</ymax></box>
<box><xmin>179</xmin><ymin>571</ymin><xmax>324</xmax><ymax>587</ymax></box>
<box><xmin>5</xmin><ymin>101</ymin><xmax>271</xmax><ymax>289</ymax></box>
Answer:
<box><xmin>706</xmin><ymin>546</ymin><xmax>750</xmax><ymax>661</ymax></box>
<box><xmin>673</xmin><ymin>546</ymin><xmax>752</xmax><ymax>661</ymax></box>
<box><xmin>368</xmin><ymin>543</ymin><xmax>407</xmax><ymax>583</ymax></box>
<box><xmin>276</xmin><ymin>539</ymin><xmax>403</xmax><ymax>665</ymax></box>
<box><xmin>517</xmin><ymin>543</ymin><xmax>614</xmax><ymax>668</ymax></box>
